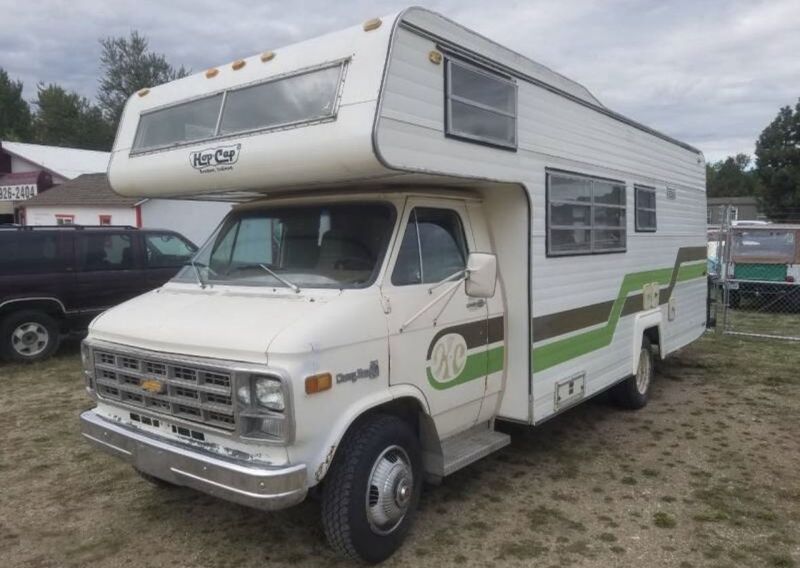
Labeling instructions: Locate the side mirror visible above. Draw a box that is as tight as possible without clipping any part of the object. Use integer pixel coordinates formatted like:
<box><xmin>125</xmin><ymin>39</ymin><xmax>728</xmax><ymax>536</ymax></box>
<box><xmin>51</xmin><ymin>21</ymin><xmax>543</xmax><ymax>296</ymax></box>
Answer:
<box><xmin>465</xmin><ymin>252</ymin><xmax>497</xmax><ymax>298</ymax></box>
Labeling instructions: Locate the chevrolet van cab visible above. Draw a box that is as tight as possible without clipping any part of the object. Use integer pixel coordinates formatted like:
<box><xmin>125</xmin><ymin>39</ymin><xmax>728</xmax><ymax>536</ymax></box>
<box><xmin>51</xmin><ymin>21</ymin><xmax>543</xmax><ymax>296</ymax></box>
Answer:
<box><xmin>79</xmin><ymin>8</ymin><xmax>708</xmax><ymax>562</ymax></box>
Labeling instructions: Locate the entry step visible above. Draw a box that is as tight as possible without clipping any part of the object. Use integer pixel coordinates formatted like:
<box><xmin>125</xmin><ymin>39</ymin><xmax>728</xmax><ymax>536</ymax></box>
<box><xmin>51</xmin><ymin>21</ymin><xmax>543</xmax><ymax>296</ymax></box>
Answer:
<box><xmin>440</xmin><ymin>423</ymin><xmax>510</xmax><ymax>477</ymax></box>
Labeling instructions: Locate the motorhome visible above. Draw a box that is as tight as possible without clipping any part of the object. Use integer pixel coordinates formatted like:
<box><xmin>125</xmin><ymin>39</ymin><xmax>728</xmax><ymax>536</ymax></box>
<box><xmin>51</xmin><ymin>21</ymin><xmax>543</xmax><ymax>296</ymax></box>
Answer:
<box><xmin>79</xmin><ymin>8</ymin><xmax>708</xmax><ymax>562</ymax></box>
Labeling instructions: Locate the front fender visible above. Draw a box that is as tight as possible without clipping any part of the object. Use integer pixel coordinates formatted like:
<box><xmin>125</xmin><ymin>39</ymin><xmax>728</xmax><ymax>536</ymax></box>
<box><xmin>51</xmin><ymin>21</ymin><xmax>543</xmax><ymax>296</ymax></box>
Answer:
<box><xmin>302</xmin><ymin>384</ymin><xmax>431</xmax><ymax>486</ymax></box>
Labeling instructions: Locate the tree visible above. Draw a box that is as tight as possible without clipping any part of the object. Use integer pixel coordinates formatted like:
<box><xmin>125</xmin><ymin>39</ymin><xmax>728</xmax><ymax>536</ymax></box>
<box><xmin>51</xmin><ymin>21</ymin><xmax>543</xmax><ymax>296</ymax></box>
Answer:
<box><xmin>98</xmin><ymin>31</ymin><xmax>189</xmax><ymax>128</ymax></box>
<box><xmin>755</xmin><ymin>99</ymin><xmax>800</xmax><ymax>222</ymax></box>
<box><xmin>32</xmin><ymin>83</ymin><xmax>114</xmax><ymax>150</ymax></box>
<box><xmin>0</xmin><ymin>68</ymin><xmax>32</xmax><ymax>141</ymax></box>
<box><xmin>705</xmin><ymin>153</ymin><xmax>757</xmax><ymax>198</ymax></box>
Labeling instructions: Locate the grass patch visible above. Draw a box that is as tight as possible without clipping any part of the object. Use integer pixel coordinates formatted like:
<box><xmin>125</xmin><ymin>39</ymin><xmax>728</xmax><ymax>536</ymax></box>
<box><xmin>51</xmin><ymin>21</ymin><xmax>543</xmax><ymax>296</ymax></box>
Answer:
<box><xmin>653</xmin><ymin>512</ymin><xmax>677</xmax><ymax>529</ymax></box>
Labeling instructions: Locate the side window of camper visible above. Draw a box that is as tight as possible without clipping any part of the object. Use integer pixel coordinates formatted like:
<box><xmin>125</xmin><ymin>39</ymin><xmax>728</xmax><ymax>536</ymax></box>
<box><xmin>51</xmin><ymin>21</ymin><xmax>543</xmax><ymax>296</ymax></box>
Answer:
<box><xmin>445</xmin><ymin>60</ymin><xmax>517</xmax><ymax>149</ymax></box>
<box><xmin>635</xmin><ymin>185</ymin><xmax>657</xmax><ymax>232</ymax></box>
<box><xmin>547</xmin><ymin>172</ymin><xmax>627</xmax><ymax>256</ymax></box>
<box><xmin>392</xmin><ymin>208</ymin><xmax>468</xmax><ymax>286</ymax></box>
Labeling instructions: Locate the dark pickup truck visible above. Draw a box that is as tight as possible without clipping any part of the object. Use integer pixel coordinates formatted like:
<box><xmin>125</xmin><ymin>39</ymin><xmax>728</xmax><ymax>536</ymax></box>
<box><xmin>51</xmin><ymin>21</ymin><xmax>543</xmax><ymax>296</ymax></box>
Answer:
<box><xmin>0</xmin><ymin>225</ymin><xmax>197</xmax><ymax>362</ymax></box>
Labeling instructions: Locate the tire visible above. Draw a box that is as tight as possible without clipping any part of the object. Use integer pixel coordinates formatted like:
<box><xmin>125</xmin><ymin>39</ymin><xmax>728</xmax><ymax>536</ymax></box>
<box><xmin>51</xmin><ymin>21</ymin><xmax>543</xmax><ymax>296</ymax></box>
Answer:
<box><xmin>321</xmin><ymin>414</ymin><xmax>423</xmax><ymax>563</ymax></box>
<box><xmin>134</xmin><ymin>468</ymin><xmax>178</xmax><ymax>489</ymax></box>
<box><xmin>0</xmin><ymin>310</ymin><xmax>61</xmax><ymax>363</ymax></box>
<box><xmin>729</xmin><ymin>290</ymin><xmax>740</xmax><ymax>309</ymax></box>
<box><xmin>611</xmin><ymin>337</ymin><xmax>654</xmax><ymax>410</ymax></box>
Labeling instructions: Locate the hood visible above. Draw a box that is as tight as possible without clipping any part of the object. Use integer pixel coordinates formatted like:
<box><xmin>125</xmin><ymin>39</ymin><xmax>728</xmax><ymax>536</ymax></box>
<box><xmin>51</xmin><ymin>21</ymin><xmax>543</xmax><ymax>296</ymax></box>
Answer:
<box><xmin>89</xmin><ymin>284</ymin><xmax>338</xmax><ymax>363</ymax></box>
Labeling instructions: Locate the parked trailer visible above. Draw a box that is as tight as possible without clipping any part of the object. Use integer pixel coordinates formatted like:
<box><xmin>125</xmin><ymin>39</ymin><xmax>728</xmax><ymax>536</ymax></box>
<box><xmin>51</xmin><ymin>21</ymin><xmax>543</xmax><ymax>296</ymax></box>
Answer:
<box><xmin>79</xmin><ymin>8</ymin><xmax>707</xmax><ymax>562</ymax></box>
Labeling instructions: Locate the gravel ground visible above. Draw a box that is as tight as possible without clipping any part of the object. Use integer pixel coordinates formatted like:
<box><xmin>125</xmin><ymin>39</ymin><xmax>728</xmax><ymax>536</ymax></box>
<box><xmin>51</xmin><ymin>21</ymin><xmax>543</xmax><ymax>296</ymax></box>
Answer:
<box><xmin>1</xmin><ymin>332</ymin><xmax>799</xmax><ymax>568</ymax></box>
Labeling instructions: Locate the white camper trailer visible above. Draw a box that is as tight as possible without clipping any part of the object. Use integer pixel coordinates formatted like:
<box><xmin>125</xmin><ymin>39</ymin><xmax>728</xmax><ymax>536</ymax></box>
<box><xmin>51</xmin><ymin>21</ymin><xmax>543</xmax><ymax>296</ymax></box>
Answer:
<box><xmin>79</xmin><ymin>8</ymin><xmax>707</xmax><ymax>562</ymax></box>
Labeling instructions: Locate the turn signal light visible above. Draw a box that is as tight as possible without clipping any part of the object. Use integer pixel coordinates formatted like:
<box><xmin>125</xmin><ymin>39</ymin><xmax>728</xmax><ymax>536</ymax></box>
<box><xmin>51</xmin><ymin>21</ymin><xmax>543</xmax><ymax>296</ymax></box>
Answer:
<box><xmin>260</xmin><ymin>51</ymin><xmax>276</xmax><ymax>62</ymax></box>
<box><xmin>232</xmin><ymin>59</ymin><xmax>246</xmax><ymax>70</ymax></box>
<box><xmin>305</xmin><ymin>372</ymin><xmax>332</xmax><ymax>394</ymax></box>
<box><xmin>205</xmin><ymin>68</ymin><xmax>219</xmax><ymax>78</ymax></box>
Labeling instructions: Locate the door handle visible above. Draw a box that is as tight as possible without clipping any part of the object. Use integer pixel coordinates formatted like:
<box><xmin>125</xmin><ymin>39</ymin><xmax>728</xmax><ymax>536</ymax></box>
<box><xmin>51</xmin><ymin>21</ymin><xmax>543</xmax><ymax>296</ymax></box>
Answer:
<box><xmin>466</xmin><ymin>299</ymin><xmax>486</xmax><ymax>310</ymax></box>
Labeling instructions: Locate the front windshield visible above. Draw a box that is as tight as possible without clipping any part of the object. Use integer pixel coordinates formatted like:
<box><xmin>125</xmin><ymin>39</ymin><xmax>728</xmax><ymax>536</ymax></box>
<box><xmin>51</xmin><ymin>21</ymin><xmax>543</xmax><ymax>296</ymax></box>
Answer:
<box><xmin>174</xmin><ymin>202</ymin><xmax>395</xmax><ymax>289</ymax></box>
<box><xmin>732</xmin><ymin>230</ymin><xmax>796</xmax><ymax>259</ymax></box>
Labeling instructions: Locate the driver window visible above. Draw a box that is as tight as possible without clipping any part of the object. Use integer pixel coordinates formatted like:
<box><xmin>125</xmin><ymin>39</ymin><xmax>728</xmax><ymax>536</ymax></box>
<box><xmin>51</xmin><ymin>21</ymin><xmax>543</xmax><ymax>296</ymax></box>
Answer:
<box><xmin>391</xmin><ymin>208</ymin><xmax>468</xmax><ymax>286</ymax></box>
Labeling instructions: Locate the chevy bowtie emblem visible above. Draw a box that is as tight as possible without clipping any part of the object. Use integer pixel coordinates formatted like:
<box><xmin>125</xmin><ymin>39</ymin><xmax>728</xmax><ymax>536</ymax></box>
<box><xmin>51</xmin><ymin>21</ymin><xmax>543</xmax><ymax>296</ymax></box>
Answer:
<box><xmin>140</xmin><ymin>378</ymin><xmax>167</xmax><ymax>394</ymax></box>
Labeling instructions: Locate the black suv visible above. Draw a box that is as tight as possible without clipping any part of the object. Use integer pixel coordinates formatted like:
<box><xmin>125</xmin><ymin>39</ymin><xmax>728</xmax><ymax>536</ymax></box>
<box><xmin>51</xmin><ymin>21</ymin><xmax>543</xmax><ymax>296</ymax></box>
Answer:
<box><xmin>0</xmin><ymin>225</ymin><xmax>197</xmax><ymax>362</ymax></box>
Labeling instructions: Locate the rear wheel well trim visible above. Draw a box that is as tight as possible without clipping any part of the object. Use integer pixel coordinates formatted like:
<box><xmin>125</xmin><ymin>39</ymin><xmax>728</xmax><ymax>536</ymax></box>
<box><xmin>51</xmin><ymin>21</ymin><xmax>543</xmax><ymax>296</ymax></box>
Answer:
<box><xmin>0</xmin><ymin>297</ymin><xmax>66</xmax><ymax>318</ymax></box>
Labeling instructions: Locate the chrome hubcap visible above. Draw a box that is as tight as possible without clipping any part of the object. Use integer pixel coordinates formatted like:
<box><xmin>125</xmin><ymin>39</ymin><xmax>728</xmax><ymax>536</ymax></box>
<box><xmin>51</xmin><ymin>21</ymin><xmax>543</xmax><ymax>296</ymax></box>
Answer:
<box><xmin>366</xmin><ymin>445</ymin><xmax>413</xmax><ymax>535</ymax></box>
<box><xmin>636</xmin><ymin>348</ymin><xmax>652</xmax><ymax>395</ymax></box>
<box><xmin>11</xmin><ymin>322</ymin><xmax>49</xmax><ymax>357</ymax></box>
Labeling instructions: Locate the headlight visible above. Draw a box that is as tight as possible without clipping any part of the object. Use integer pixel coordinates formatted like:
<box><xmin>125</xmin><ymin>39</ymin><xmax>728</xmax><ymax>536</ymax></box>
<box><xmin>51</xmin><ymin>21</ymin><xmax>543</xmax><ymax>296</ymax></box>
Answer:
<box><xmin>254</xmin><ymin>377</ymin><xmax>284</xmax><ymax>411</ymax></box>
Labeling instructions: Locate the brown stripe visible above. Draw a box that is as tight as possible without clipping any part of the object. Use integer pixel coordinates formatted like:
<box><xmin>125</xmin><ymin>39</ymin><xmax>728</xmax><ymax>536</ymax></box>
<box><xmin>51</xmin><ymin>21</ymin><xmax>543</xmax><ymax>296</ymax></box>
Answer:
<box><xmin>532</xmin><ymin>246</ymin><xmax>707</xmax><ymax>343</ymax></box>
<box><xmin>532</xmin><ymin>300</ymin><xmax>613</xmax><ymax>343</ymax></box>
<box><xmin>426</xmin><ymin>315</ymin><xmax>505</xmax><ymax>359</ymax></box>
<box><xmin>487</xmin><ymin>315</ymin><xmax>505</xmax><ymax>344</ymax></box>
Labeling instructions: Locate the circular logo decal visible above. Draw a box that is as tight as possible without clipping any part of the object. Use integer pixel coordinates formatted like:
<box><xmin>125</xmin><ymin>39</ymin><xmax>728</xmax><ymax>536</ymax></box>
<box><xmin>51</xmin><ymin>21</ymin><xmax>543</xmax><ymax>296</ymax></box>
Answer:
<box><xmin>429</xmin><ymin>333</ymin><xmax>468</xmax><ymax>383</ymax></box>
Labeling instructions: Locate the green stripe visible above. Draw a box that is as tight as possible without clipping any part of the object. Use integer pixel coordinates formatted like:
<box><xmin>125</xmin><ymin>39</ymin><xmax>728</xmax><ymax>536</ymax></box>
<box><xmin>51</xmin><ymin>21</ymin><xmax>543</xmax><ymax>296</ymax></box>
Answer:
<box><xmin>427</xmin><ymin>344</ymin><xmax>505</xmax><ymax>390</ymax></box>
<box><xmin>532</xmin><ymin>261</ymin><xmax>705</xmax><ymax>373</ymax></box>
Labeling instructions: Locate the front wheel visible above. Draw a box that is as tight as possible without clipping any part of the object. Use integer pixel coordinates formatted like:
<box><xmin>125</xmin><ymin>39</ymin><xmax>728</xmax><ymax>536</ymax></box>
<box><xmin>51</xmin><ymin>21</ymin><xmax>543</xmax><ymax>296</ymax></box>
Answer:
<box><xmin>321</xmin><ymin>414</ymin><xmax>422</xmax><ymax>563</ymax></box>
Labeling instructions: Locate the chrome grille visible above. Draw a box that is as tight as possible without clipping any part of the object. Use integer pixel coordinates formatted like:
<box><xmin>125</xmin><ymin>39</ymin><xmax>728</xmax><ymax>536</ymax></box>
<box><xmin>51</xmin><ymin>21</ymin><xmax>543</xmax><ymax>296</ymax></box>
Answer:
<box><xmin>93</xmin><ymin>349</ymin><xmax>236</xmax><ymax>431</ymax></box>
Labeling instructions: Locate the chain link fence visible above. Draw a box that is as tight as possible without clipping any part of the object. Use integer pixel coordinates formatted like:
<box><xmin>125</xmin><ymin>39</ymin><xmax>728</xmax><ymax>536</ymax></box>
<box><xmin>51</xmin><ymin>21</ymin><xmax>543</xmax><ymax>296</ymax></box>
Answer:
<box><xmin>709</xmin><ymin>206</ymin><xmax>800</xmax><ymax>341</ymax></box>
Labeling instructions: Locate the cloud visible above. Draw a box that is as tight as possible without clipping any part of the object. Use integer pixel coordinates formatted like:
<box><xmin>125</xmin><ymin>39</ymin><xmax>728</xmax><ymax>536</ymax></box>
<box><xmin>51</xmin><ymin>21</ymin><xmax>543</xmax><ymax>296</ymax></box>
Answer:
<box><xmin>2</xmin><ymin>0</ymin><xmax>798</xmax><ymax>162</ymax></box>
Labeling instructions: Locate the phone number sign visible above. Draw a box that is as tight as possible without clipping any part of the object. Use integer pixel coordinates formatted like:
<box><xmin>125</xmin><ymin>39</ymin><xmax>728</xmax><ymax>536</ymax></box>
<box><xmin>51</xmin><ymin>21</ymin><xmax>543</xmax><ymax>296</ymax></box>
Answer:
<box><xmin>0</xmin><ymin>184</ymin><xmax>38</xmax><ymax>201</ymax></box>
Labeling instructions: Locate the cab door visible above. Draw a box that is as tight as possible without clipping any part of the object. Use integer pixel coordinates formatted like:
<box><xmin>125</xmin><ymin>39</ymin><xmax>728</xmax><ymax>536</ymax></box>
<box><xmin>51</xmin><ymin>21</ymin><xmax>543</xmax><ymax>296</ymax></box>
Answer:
<box><xmin>382</xmin><ymin>198</ymin><xmax>489</xmax><ymax>438</ymax></box>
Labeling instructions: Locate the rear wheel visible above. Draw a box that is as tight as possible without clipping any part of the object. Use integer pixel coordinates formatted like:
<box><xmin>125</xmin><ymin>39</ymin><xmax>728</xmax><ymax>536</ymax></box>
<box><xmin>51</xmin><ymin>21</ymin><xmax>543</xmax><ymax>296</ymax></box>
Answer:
<box><xmin>321</xmin><ymin>414</ymin><xmax>422</xmax><ymax>563</ymax></box>
<box><xmin>611</xmin><ymin>337</ymin><xmax>654</xmax><ymax>410</ymax></box>
<box><xmin>0</xmin><ymin>310</ymin><xmax>61</xmax><ymax>363</ymax></box>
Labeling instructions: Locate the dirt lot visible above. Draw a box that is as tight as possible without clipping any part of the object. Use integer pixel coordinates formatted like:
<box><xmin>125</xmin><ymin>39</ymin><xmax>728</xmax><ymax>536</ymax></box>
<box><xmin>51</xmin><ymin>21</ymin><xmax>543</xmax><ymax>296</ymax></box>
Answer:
<box><xmin>1</xmin><ymin>330</ymin><xmax>799</xmax><ymax>568</ymax></box>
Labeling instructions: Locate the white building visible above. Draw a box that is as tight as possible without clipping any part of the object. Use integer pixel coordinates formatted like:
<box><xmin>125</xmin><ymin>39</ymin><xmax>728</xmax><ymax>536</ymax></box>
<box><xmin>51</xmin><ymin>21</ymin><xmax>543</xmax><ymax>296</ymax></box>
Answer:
<box><xmin>0</xmin><ymin>140</ymin><xmax>110</xmax><ymax>223</ymax></box>
<box><xmin>23</xmin><ymin>173</ymin><xmax>229</xmax><ymax>245</ymax></box>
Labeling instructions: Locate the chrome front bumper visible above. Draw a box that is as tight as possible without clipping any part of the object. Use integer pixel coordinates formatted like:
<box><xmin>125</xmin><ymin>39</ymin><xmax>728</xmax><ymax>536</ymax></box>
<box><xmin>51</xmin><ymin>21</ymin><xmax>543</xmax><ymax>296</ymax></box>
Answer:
<box><xmin>80</xmin><ymin>410</ymin><xmax>307</xmax><ymax>511</ymax></box>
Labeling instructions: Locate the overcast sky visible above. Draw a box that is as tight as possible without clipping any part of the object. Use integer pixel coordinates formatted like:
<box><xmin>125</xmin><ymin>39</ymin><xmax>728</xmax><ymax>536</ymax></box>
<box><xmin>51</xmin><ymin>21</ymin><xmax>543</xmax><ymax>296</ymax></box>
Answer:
<box><xmin>1</xmin><ymin>0</ymin><xmax>798</xmax><ymax>162</ymax></box>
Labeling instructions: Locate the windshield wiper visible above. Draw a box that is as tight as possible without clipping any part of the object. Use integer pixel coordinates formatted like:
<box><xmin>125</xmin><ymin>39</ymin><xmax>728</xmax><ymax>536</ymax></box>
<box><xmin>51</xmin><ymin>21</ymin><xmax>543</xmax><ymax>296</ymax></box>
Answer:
<box><xmin>183</xmin><ymin>260</ymin><xmax>208</xmax><ymax>289</ymax></box>
<box><xmin>258</xmin><ymin>264</ymin><xmax>301</xmax><ymax>293</ymax></box>
<box><xmin>229</xmin><ymin>263</ymin><xmax>301</xmax><ymax>293</ymax></box>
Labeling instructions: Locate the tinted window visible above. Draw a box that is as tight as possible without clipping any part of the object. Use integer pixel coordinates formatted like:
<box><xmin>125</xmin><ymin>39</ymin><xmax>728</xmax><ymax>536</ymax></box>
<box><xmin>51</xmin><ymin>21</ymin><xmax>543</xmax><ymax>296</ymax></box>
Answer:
<box><xmin>78</xmin><ymin>234</ymin><xmax>134</xmax><ymax>271</ymax></box>
<box><xmin>176</xmin><ymin>203</ymin><xmax>394</xmax><ymax>289</ymax></box>
<box><xmin>0</xmin><ymin>232</ymin><xmax>61</xmax><ymax>274</ymax></box>
<box><xmin>635</xmin><ymin>185</ymin><xmax>657</xmax><ymax>232</ymax></box>
<box><xmin>131</xmin><ymin>63</ymin><xmax>345</xmax><ymax>153</ymax></box>
<box><xmin>446</xmin><ymin>60</ymin><xmax>517</xmax><ymax>148</ymax></box>
<box><xmin>219</xmin><ymin>65</ymin><xmax>342</xmax><ymax>135</ymax></box>
<box><xmin>145</xmin><ymin>233</ymin><xmax>196</xmax><ymax>268</ymax></box>
<box><xmin>392</xmin><ymin>208</ymin><xmax>468</xmax><ymax>286</ymax></box>
<box><xmin>547</xmin><ymin>172</ymin><xmax>627</xmax><ymax>256</ymax></box>
<box><xmin>133</xmin><ymin>94</ymin><xmax>223</xmax><ymax>152</ymax></box>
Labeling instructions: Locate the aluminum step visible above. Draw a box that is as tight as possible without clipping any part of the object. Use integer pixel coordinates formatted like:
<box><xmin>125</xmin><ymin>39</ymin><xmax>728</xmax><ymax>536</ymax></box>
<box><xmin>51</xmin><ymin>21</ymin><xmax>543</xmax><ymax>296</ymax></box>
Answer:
<box><xmin>438</xmin><ymin>423</ymin><xmax>510</xmax><ymax>477</ymax></box>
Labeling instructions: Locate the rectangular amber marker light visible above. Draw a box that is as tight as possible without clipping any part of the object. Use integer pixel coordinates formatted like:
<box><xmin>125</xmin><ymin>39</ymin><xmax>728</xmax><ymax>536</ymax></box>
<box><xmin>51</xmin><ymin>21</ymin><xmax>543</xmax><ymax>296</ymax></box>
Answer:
<box><xmin>305</xmin><ymin>373</ymin><xmax>332</xmax><ymax>394</ymax></box>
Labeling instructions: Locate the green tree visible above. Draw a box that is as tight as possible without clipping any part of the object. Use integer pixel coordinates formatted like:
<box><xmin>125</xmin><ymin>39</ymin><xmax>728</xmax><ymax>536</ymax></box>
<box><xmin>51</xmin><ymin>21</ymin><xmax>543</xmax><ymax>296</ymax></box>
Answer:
<box><xmin>0</xmin><ymin>68</ymin><xmax>32</xmax><ymax>141</ymax></box>
<box><xmin>705</xmin><ymin>153</ymin><xmax>757</xmax><ymax>198</ymax></box>
<box><xmin>98</xmin><ymin>31</ymin><xmax>189</xmax><ymax>128</ymax></box>
<box><xmin>755</xmin><ymin>99</ymin><xmax>800</xmax><ymax>222</ymax></box>
<box><xmin>32</xmin><ymin>83</ymin><xmax>114</xmax><ymax>150</ymax></box>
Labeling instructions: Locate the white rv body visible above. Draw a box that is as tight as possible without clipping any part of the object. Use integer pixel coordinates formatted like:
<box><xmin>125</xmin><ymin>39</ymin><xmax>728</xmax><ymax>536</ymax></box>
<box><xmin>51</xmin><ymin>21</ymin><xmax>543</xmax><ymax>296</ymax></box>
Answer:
<box><xmin>81</xmin><ymin>8</ymin><xmax>707</xmax><ymax>561</ymax></box>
